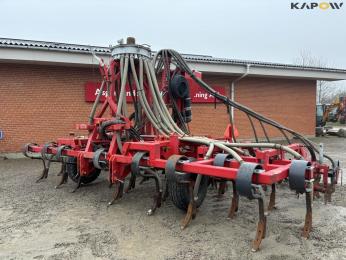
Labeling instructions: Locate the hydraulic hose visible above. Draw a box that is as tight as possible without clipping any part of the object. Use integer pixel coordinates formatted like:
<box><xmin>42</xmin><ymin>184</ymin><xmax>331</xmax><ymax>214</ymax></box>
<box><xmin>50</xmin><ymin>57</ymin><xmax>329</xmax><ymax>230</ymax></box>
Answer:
<box><xmin>130</xmin><ymin>57</ymin><xmax>169</xmax><ymax>136</ymax></box>
<box><xmin>116</xmin><ymin>56</ymin><xmax>129</xmax><ymax>118</ymax></box>
<box><xmin>180</xmin><ymin>136</ymin><xmax>243</xmax><ymax>163</ymax></box>
<box><xmin>223</xmin><ymin>142</ymin><xmax>303</xmax><ymax>159</ymax></box>
<box><xmin>138</xmin><ymin>58</ymin><xmax>171</xmax><ymax>135</ymax></box>
<box><xmin>143</xmin><ymin>60</ymin><xmax>177</xmax><ymax>134</ymax></box>
<box><xmin>156</xmin><ymin>50</ymin><xmax>190</xmax><ymax>134</ymax></box>
<box><xmin>180</xmin><ymin>137</ymin><xmax>303</xmax><ymax>159</ymax></box>
<box><xmin>146</xmin><ymin>59</ymin><xmax>187</xmax><ymax>136</ymax></box>
<box><xmin>99</xmin><ymin>119</ymin><xmax>125</xmax><ymax>140</ymax></box>
<box><xmin>145</xmin><ymin>60</ymin><xmax>186</xmax><ymax>135</ymax></box>
<box><xmin>154</xmin><ymin>49</ymin><xmax>335</xmax><ymax>167</ymax></box>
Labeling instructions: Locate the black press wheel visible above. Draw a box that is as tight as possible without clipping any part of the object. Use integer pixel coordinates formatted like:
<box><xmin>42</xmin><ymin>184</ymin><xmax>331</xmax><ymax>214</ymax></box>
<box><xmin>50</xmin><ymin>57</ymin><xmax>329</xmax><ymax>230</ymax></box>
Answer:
<box><xmin>168</xmin><ymin>172</ymin><xmax>209</xmax><ymax>211</ymax></box>
<box><xmin>66</xmin><ymin>157</ymin><xmax>101</xmax><ymax>184</ymax></box>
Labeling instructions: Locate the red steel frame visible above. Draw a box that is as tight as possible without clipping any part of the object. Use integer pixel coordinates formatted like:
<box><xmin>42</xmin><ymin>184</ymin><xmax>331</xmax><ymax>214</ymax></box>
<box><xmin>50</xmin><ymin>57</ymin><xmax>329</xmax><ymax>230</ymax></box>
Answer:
<box><xmin>25</xmin><ymin>55</ymin><xmax>336</xmax><ymax>195</ymax></box>
<box><xmin>28</xmin><ymin>138</ymin><xmax>312</xmax><ymax>184</ymax></box>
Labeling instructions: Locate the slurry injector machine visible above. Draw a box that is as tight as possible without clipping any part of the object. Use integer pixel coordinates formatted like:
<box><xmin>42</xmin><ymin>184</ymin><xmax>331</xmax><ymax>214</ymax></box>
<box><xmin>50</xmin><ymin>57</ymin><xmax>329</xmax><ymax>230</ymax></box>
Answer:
<box><xmin>23</xmin><ymin>37</ymin><xmax>340</xmax><ymax>251</ymax></box>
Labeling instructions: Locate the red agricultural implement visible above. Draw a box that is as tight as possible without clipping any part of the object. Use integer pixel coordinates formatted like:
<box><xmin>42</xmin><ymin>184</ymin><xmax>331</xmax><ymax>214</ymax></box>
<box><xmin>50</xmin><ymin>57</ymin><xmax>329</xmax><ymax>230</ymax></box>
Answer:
<box><xmin>23</xmin><ymin>37</ymin><xmax>340</xmax><ymax>251</ymax></box>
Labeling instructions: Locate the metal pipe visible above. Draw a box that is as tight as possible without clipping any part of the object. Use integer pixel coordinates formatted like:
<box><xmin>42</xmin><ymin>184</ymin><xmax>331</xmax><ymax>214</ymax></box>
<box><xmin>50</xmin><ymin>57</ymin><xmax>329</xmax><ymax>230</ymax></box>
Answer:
<box><xmin>319</xmin><ymin>143</ymin><xmax>324</xmax><ymax>164</ymax></box>
<box><xmin>230</xmin><ymin>64</ymin><xmax>251</xmax><ymax>120</ymax></box>
<box><xmin>89</xmin><ymin>79</ymin><xmax>105</xmax><ymax>124</ymax></box>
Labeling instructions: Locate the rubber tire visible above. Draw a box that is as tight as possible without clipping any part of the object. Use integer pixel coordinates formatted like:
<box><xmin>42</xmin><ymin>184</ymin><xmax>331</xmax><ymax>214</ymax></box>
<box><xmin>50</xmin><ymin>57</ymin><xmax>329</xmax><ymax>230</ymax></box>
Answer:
<box><xmin>169</xmin><ymin>74</ymin><xmax>189</xmax><ymax>99</ymax></box>
<box><xmin>168</xmin><ymin>173</ymin><xmax>209</xmax><ymax>211</ymax></box>
<box><xmin>66</xmin><ymin>157</ymin><xmax>101</xmax><ymax>184</ymax></box>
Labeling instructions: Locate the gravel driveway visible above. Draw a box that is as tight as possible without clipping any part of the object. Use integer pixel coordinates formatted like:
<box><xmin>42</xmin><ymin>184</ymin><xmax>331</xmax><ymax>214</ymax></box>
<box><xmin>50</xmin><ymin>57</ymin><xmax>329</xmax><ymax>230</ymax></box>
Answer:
<box><xmin>0</xmin><ymin>136</ymin><xmax>345</xmax><ymax>260</ymax></box>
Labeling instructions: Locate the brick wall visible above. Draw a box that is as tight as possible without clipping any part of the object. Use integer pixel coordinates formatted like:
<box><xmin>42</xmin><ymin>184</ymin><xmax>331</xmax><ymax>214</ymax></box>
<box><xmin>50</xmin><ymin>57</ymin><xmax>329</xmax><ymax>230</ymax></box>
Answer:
<box><xmin>0</xmin><ymin>63</ymin><xmax>316</xmax><ymax>152</ymax></box>
<box><xmin>190</xmin><ymin>75</ymin><xmax>316</xmax><ymax>139</ymax></box>
<box><xmin>234</xmin><ymin>77</ymin><xmax>316</xmax><ymax>139</ymax></box>
<box><xmin>0</xmin><ymin>63</ymin><xmax>99</xmax><ymax>153</ymax></box>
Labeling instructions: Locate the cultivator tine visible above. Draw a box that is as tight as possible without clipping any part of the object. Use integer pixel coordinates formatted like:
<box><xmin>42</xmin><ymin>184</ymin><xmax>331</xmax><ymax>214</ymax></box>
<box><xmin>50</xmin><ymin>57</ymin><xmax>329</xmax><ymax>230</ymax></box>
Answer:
<box><xmin>267</xmin><ymin>184</ymin><xmax>276</xmax><ymax>211</ymax></box>
<box><xmin>180</xmin><ymin>173</ymin><xmax>205</xmax><ymax>229</ymax></box>
<box><xmin>57</xmin><ymin>163</ymin><xmax>65</xmax><ymax>176</ymax></box>
<box><xmin>108</xmin><ymin>181</ymin><xmax>124</xmax><ymax>206</ymax></box>
<box><xmin>141</xmin><ymin>169</ymin><xmax>163</xmax><ymax>215</ymax></box>
<box><xmin>165</xmin><ymin>155</ymin><xmax>200</xmax><ymax>229</ymax></box>
<box><xmin>289</xmin><ymin>160</ymin><xmax>314</xmax><ymax>239</ymax></box>
<box><xmin>56</xmin><ymin>171</ymin><xmax>68</xmax><ymax>189</ymax></box>
<box><xmin>235</xmin><ymin>163</ymin><xmax>267</xmax><ymax>251</ymax></box>
<box><xmin>71</xmin><ymin>176</ymin><xmax>83</xmax><ymax>193</ymax></box>
<box><xmin>129</xmin><ymin>151</ymin><xmax>164</xmax><ymax>214</ymax></box>
<box><xmin>252</xmin><ymin>196</ymin><xmax>267</xmax><ymax>252</ymax></box>
<box><xmin>36</xmin><ymin>159</ymin><xmax>51</xmax><ymax>182</ymax></box>
<box><xmin>125</xmin><ymin>173</ymin><xmax>136</xmax><ymax>193</ymax></box>
<box><xmin>148</xmin><ymin>189</ymin><xmax>162</xmax><ymax>215</ymax></box>
<box><xmin>55</xmin><ymin>163</ymin><xmax>68</xmax><ymax>189</ymax></box>
<box><xmin>36</xmin><ymin>142</ymin><xmax>58</xmax><ymax>182</ymax></box>
<box><xmin>228</xmin><ymin>180</ymin><xmax>239</xmax><ymax>219</ymax></box>
<box><xmin>218</xmin><ymin>181</ymin><xmax>227</xmax><ymax>197</ymax></box>
<box><xmin>302</xmin><ymin>191</ymin><xmax>313</xmax><ymax>238</ymax></box>
<box><xmin>55</xmin><ymin>145</ymin><xmax>71</xmax><ymax>179</ymax></box>
<box><xmin>181</xmin><ymin>182</ymin><xmax>197</xmax><ymax>230</ymax></box>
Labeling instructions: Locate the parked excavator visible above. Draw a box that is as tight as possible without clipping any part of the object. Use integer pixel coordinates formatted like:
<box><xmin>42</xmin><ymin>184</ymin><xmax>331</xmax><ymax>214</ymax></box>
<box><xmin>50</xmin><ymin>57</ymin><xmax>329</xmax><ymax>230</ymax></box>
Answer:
<box><xmin>316</xmin><ymin>96</ymin><xmax>346</xmax><ymax>136</ymax></box>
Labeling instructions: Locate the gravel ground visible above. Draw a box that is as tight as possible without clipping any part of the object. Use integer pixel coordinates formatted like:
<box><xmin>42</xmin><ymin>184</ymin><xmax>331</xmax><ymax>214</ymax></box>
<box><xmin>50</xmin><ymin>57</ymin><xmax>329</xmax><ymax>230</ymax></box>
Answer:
<box><xmin>0</xmin><ymin>136</ymin><xmax>345</xmax><ymax>260</ymax></box>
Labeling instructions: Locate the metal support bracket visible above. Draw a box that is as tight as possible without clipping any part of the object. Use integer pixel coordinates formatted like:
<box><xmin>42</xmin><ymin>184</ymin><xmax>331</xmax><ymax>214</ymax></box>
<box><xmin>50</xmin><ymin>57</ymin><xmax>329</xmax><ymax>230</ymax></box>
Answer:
<box><xmin>289</xmin><ymin>160</ymin><xmax>314</xmax><ymax>239</ymax></box>
<box><xmin>289</xmin><ymin>160</ymin><xmax>311</xmax><ymax>194</ymax></box>
<box><xmin>235</xmin><ymin>162</ymin><xmax>267</xmax><ymax>251</ymax></box>
<box><xmin>213</xmin><ymin>153</ymin><xmax>233</xmax><ymax>196</ymax></box>
<box><xmin>236</xmin><ymin>162</ymin><xmax>263</xmax><ymax>200</ymax></box>
<box><xmin>93</xmin><ymin>148</ymin><xmax>107</xmax><ymax>170</ymax></box>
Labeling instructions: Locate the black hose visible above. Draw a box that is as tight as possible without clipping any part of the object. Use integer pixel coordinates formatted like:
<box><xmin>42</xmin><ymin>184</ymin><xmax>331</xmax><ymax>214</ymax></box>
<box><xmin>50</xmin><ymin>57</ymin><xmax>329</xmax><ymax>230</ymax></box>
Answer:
<box><xmin>154</xmin><ymin>49</ymin><xmax>335</xmax><ymax>167</ymax></box>
<box><xmin>247</xmin><ymin>114</ymin><xmax>259</xmax><ymax>143</ymax></box>
<box><xmin>161</xmin><ymin>51</ymin><xmax>189</xmax><ymax>134</ymax></box>
<box><xmin>99</xmin><ymin>119</ymin><xmax>125</xmax><ymax>140</ymax></box>
<box><xmin>259</xmin><ymin>120</ymin><xmax>270</xmax><ymax>142</ymax></box>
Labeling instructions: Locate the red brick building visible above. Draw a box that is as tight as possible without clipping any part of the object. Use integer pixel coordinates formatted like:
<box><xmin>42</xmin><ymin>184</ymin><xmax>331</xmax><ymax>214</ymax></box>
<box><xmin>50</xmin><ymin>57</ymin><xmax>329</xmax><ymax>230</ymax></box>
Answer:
<box><xmin>1</xmin><ymin>38</ymin><xmax>346</xmax><ymax>153</ymax></box>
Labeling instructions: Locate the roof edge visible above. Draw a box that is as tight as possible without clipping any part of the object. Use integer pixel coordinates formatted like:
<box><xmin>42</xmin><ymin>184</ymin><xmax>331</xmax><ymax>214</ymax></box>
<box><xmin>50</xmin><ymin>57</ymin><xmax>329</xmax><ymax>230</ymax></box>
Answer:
<box><xmin>1</xmin><ymin>37</ymin><xmax>346</xmax><ymax>80</ymax></box>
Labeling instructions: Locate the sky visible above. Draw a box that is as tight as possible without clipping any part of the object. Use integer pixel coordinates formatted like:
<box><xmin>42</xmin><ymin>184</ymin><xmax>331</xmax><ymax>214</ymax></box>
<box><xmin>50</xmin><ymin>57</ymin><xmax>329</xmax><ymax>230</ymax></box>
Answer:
<box><xmin>0</xmin><ymin>0</ymin><xmax>345</xmax><ymax>88</ymax></box>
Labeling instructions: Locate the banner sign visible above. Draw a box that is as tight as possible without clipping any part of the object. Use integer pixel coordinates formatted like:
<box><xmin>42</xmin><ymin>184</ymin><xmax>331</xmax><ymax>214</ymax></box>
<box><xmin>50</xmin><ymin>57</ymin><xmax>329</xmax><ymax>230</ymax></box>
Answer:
<box><xmin>85</xmin><ymin>73</ymin><xmax>225</xmax><ymax>103</ymax></box>
<box><xmin>84</xmin><ymin>82</ymin><xmax>133</xmax><ymax>102</ymax></box>
<box><xmin>185</xmin><ymin>72</ymin><xmax>225</xmax><ymax>103</ymax></box>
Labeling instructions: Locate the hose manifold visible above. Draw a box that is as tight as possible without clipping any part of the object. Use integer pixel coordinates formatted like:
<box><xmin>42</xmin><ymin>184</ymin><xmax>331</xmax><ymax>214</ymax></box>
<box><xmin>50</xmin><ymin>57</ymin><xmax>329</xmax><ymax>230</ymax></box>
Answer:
<box><xmin>111</xmin><ymin>40</ymin><xmax>151</xmax><ymax>59</ymax></box>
